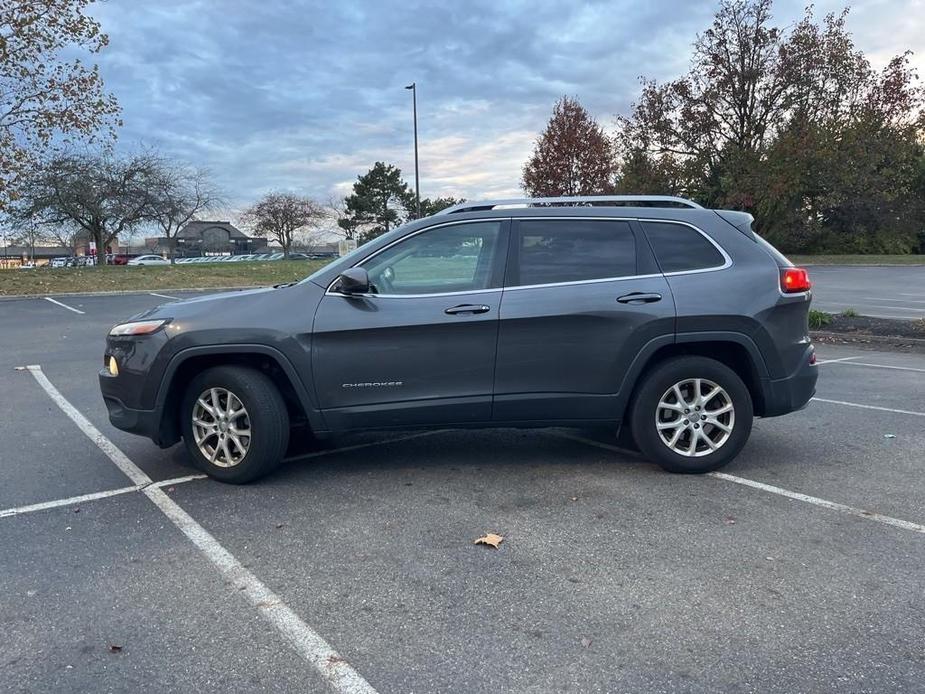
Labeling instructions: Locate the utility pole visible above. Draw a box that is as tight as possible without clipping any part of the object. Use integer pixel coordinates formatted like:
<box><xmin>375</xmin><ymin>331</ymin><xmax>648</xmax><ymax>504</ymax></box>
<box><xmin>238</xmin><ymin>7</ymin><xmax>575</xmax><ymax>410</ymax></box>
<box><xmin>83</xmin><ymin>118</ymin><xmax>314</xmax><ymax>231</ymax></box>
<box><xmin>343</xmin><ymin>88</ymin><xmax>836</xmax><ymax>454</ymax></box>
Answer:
<box><xmin>405</xmin><ymin>82</ymin><xmax>421</xmax><ymax>219</ymax></box>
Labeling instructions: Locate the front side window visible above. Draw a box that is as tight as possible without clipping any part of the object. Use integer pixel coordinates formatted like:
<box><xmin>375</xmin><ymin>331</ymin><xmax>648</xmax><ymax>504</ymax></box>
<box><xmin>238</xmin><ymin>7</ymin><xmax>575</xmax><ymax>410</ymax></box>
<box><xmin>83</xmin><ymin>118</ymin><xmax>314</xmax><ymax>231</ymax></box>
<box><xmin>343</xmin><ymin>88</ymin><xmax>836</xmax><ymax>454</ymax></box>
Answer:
<box><xmin>511</xmin><ymin>219</ymin><xmax>636</xmax><ymax>286</ymax></box>
<box><xmin>361</xmin><ymin>221</ymin><xmax>503</xmax><ymax>295</ymax></box>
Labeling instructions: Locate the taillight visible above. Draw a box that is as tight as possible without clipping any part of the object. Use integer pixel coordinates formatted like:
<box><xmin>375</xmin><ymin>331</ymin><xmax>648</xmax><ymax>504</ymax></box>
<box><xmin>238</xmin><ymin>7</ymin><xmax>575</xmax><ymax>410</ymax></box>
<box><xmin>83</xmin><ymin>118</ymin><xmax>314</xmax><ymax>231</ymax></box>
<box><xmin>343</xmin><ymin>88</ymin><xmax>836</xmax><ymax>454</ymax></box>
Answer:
<box><xmin>780</xmin><ymin>267</ymin><xmax>811</xmax><ymax>293</ymax></box>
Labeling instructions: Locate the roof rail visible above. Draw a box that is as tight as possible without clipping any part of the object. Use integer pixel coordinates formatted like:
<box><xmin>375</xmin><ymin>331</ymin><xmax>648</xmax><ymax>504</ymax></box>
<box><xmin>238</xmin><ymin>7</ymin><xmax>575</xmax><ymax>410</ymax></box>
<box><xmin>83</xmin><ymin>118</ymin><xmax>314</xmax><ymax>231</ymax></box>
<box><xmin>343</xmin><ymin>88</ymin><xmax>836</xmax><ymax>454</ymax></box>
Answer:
<box><xmin>435</xmin><ymin>195</ymin><xmax>703</xmax><ymax>215</ymax></box>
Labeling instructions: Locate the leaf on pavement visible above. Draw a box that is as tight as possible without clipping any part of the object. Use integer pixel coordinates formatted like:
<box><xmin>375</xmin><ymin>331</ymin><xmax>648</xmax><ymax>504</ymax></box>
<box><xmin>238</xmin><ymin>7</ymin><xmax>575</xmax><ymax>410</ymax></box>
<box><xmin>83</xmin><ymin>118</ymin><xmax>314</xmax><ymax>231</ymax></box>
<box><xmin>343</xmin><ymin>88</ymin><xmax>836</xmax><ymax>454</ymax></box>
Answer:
<box><xmin>108</xmin><ymin>644</ymin><xmax>123</xmax><ymax>653</ymax></box>
<box><xmin>474</xmin><ymin>532</ymin><xmax>503</xmax><ymax>549</ymax></box>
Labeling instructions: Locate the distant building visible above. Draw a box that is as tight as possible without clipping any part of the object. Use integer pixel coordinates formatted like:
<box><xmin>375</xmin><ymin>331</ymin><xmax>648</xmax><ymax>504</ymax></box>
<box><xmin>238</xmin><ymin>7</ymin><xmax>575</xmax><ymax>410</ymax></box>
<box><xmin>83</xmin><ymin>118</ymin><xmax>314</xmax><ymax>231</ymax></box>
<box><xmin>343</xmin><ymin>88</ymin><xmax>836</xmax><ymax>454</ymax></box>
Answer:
<box><xmin>146</xmin><ymin>221</ymin><xmax>267</xmax><ymax>257</ymax></box>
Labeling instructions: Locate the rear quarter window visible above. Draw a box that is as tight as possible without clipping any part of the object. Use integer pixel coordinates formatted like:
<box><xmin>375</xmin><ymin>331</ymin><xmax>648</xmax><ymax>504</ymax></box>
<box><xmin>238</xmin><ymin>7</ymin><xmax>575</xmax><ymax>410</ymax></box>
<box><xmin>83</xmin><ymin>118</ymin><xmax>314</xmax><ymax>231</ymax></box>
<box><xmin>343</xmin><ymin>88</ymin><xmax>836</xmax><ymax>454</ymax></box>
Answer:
<box><xmin>642</xmin><ymin>221</ymin><xmax>726</xmax><ymax>273</ymax></box>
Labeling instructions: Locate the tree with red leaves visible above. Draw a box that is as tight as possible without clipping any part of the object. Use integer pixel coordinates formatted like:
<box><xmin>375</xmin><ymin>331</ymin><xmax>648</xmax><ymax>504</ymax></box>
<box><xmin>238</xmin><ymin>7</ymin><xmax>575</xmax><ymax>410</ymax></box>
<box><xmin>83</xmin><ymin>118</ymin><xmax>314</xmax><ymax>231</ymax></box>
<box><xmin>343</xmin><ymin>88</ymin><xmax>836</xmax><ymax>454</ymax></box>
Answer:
<box><xmin>522</xmin><ymin>96</ymin><xmax>616</xmax><ymax>197</ymax></box>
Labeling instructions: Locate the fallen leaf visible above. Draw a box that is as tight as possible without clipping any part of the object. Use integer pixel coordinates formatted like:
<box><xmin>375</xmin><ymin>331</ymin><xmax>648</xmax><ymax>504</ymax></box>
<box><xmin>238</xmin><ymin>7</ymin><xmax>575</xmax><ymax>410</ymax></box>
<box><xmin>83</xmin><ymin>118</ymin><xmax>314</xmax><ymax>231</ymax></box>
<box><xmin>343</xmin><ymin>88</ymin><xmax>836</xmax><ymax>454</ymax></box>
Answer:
<box><xmin>275</xmin><ymin>523</ymin><xmax>285</xmax><ymax>529</ymax></box>
<box><xmin>167</xmin><ymin>487</ymin><xmax>175</xmax><ymax>492</ymax></box>
<box><xmin>581</xmin><ymin>637</ymin><xmax>593</xmax><ymax>649</ymax></box>
<box><xmin>570</xmin><ymin>497</ymin><xmax>578</xmax><ymax>502</ymax></box>
<box><xmin>73</xmin><ymin>507</ymin><xmax>80</xmax><ymax>514</ymax></box>
<box><xmin>108</xmin><ymin>645</ymin><xmax>122</xmax><ymax>653</ymax></box>
<box><xmin>883</xmin><ymin>434</ymin><xmax>896</xmax><ymax>439</ymax></box>
<box><xmin>474</xmin><ymin>532</ymin><xmax>503</xmax><ymax>549</ymax></box>
<box><xmin>723</xmin><ymin>516</ymin><xmax>736</xmax><ymax>525</ymax></box>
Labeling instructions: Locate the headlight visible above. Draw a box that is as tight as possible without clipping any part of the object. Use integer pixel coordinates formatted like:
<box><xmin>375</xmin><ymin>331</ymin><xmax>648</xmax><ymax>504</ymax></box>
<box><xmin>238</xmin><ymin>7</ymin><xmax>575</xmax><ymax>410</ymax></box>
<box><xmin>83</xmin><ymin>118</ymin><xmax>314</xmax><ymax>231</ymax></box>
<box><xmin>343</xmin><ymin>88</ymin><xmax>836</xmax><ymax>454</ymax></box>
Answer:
<box><xmin>109</xmin><ymin>319</ymin><xmax>169</xmax><ymax>336</ymax></box>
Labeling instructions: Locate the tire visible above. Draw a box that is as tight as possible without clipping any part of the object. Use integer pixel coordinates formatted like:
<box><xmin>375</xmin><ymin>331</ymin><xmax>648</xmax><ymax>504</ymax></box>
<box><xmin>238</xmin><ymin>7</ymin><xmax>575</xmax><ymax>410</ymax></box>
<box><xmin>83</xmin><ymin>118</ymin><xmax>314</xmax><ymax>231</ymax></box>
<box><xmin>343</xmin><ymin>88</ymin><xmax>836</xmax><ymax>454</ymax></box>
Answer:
<box><xmin>630</xmin><ymin>356</ymin><xmax>753</xmax><ymax>474</ymax></box>
<box><xmin>180</xmin><ymin>366</ymin><xmax>289</xmax><ymax>483</ymax></box>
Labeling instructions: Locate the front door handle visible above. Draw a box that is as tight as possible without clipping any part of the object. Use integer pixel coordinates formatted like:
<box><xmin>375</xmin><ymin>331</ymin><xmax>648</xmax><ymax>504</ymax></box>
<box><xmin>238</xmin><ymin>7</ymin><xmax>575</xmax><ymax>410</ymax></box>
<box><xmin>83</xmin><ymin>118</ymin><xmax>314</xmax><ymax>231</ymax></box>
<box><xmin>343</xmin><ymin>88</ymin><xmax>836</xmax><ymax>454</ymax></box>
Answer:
<box><xmin>445</xmin><ymin>304</ymin><xmax>491</xmax><ymax>315</ymax></box>
<box><xmin>617</xmin><ymin>292</ymin><xmax>662</xmax><ymax>304</ymax></box>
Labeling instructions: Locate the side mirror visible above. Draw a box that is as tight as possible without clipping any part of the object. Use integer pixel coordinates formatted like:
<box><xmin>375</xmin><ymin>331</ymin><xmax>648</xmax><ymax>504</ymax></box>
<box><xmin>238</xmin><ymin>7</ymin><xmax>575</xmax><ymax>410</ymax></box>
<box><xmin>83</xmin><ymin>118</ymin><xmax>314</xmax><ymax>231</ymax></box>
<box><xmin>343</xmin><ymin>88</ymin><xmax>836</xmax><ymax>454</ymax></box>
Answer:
<box><xmin>337</xmin><ymin>267</ymin><xmax>370</xmax><ymax>295</ymax></box>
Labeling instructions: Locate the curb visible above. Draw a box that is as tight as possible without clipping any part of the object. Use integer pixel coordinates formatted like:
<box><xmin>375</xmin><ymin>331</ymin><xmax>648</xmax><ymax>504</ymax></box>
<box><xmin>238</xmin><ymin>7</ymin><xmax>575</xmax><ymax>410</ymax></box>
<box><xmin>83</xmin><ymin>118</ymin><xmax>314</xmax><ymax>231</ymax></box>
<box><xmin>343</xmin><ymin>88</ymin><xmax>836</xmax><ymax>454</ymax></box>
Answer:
<box><xmin>0</xmin><ymin>286</ymin><xmax>255</xmax><ymax>300</ymax></box>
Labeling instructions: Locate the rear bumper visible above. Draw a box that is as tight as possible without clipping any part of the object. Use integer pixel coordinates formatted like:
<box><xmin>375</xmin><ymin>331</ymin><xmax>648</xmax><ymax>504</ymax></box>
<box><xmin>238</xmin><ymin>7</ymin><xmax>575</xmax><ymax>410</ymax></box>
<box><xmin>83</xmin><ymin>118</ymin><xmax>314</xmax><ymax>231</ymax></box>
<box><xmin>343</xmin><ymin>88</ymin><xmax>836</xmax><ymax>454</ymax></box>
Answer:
<box><xmin>760</xmin><ymin>349</ymin><xmax>818</xmax><ymax>417</ymax></box>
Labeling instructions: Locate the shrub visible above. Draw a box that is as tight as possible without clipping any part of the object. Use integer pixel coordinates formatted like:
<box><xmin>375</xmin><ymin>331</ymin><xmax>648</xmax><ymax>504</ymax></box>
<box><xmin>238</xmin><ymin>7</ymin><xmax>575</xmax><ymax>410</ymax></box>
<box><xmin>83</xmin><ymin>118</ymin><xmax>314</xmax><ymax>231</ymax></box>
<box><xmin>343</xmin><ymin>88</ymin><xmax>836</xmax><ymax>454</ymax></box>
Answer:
<box><xmin>808</xmin><ymin>310</ymin><xmax>833</xmax><ymax>329</ymax></box>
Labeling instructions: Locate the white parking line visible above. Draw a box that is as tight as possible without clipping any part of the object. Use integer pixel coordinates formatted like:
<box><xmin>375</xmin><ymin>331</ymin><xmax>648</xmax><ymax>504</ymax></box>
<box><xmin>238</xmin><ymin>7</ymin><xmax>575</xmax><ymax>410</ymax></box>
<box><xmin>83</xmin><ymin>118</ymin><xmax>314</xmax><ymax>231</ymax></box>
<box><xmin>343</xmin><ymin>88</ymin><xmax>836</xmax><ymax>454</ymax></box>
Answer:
<box><xmin>25</xmin><ymin>365</ymin><xmax>378</xmax><ymax>694</ymax></box>
<box><xmin>709</xmin><ymin>473</ymin><xmax>925</xmax><ymax>535</ymax></box>
<box><xmin>867</xmin><ymin>297</ymin><xmax>925</xmax><ymax>304</ymax></box>
<box><xmin>149</xmin><ymin>292</ymin><xmax>180</xmax><ymax>300</ymax></box>
<box><xmin>814</xmin><ymin>357</ymin><xmax>859</xmax><ymax>365</ymax></box>
<box><xmin>817</xmin><ymin>360</ymin><xmax>925</xmax><ymax>374</ymax></box>
<box><xmin>811</xmin><ymin>397</ymin><xmax>924</xmax><ymax>417</ymax></box>
<box><xmin>558</xmin><ymin>429</ymin><xmax>925</xmax><ymax>537</ymax></box>
<box><xmin>0</xmin><ymin>474</ymin><xmax>205</xmax><ymax>519</ymax></box>
<box><xmin>44</xmin><ymin>297</ymin><xmax>85</xmax><ymax>314</ymax></box>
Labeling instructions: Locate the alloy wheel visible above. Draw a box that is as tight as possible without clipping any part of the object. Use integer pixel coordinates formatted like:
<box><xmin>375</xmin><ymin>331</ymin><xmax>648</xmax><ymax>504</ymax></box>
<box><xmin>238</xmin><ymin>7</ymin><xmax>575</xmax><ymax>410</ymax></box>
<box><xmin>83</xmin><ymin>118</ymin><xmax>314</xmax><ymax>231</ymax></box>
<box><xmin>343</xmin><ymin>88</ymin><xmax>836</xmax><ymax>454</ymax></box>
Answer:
<box><xmin>192</xmin><ymin>387</ymin><xmax>251</xmax><ymax>467</ymax></box>
<box><xmin>655</xmin><ymin>378</ymin><xmax>735</xmax><ymax>457</ymax></box>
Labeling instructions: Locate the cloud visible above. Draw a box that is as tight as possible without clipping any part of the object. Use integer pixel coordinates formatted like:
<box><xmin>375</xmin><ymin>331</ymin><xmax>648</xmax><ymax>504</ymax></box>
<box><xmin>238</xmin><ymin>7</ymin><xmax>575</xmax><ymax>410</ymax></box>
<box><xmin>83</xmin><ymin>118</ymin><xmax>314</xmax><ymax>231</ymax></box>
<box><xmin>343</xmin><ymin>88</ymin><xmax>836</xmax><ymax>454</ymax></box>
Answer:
<box><xmin>88</xmin><ymin>0</ymin><xmax>924</xmax><ymax>207</ymax></box>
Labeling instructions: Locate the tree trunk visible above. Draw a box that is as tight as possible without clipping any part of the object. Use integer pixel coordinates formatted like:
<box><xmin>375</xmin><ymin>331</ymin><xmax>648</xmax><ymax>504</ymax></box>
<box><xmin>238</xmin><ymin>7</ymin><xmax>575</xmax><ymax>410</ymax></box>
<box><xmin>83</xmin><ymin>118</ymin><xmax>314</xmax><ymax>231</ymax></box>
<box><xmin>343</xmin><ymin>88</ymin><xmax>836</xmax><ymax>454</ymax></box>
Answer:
<box><xmin>92</xmin><ymin>229</ymin><xmax>105</xmax><ymax>266</ymax></box>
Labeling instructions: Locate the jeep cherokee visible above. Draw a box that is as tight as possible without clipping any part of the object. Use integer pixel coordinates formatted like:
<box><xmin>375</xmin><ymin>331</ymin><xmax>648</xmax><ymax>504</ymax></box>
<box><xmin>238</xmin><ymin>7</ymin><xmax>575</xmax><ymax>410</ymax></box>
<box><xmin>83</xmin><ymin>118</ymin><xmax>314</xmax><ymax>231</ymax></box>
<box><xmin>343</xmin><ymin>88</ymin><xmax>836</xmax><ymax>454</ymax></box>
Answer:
<box><xmin>99</xmin><ymin>196</ymin><xmax>818</xmax><ymax>483</ymax></box>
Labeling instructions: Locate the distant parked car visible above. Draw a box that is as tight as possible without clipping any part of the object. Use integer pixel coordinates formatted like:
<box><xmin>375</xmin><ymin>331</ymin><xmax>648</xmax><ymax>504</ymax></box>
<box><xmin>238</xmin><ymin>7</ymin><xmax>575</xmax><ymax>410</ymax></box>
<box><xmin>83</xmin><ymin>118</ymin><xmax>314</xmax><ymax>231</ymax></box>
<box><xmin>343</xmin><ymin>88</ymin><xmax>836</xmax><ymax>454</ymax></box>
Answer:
<box><xmin>287</xmin><ymin>252</ymin><xmax>311</xmax><ymax>260</ymax></box>
<box><xmin>127</xmin><ymin>255</ymin><xmax>169</xmax><ymax>267</ymax></box>
<box><xmin>19</xmin><ymin>262</ymin><xmax>36</xmax><ymax>270</ymax></box>
<box><xmin>50</xmin><ymin>257</ymin><xmax>68</xmax><ymax>268</ymax></box>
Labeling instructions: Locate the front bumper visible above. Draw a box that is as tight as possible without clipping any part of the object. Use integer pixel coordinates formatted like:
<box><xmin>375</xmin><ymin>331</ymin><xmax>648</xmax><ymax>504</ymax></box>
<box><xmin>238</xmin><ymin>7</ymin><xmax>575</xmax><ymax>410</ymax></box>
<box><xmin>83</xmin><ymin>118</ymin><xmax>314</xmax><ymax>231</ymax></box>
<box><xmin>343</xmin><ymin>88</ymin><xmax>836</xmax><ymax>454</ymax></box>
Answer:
<box><xmin>760</xmin><ymin>348</ymin><xmax>818</xmax><ymax>417</ymax></box>
<box><xmin>99</xmin><ymin>369</ymin><xmax>172</xmax><ymax>447</ymax></box>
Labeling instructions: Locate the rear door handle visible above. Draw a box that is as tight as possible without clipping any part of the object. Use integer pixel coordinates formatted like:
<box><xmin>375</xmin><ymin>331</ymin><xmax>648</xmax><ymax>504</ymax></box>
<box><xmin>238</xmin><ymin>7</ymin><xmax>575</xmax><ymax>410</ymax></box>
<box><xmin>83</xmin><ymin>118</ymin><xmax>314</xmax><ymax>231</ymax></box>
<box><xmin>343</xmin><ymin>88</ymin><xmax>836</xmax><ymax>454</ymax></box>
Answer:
<box><xmin>445</xmin><ymin>304</ymin><xmax>491</xmax><ymax>315</ymax></box>
<box><xmin>617</xmin><ymin>292</ymin><xmax>662</xmax><ymax>304</ymax></box>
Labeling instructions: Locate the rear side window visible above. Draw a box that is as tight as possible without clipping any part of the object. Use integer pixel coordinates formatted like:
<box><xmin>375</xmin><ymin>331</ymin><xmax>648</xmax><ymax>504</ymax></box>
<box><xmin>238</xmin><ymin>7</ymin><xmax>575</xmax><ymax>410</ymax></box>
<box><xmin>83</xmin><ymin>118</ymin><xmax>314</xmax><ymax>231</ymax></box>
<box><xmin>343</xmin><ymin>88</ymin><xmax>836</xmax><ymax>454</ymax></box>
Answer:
<box><xmin>642</xmin><ymin>221</ymin><xmax>726</xmax><ymax>273</ymax></box>
<box><xmin>512</xmin><ymin>220</ymin><xmax>636</xmax><ymax>286</ymax></box>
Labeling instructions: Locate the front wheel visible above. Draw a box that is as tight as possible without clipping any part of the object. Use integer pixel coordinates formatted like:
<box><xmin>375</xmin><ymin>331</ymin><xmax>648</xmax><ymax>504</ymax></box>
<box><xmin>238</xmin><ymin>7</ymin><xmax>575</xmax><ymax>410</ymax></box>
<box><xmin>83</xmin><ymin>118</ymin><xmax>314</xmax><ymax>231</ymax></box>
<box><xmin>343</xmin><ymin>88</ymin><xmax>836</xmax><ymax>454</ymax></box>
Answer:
<box><xmin>181</xmin><ymin>366</ymin><xmax>289</xmax><ymax>483</ymax></box>
<box><xmin>630</xmin><ymin>356</ymin><xmax>753</xmax><ymax>474</ymax></box>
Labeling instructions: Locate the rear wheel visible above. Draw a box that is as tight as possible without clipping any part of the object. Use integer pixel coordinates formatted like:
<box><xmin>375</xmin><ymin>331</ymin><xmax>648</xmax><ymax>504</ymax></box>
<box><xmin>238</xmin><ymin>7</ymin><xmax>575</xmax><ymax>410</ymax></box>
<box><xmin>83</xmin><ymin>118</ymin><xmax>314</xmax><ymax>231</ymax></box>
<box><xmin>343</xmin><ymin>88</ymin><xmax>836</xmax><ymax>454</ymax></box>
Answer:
<box><xmin>630</xmin><ymin>356</ymin><xmax>752</xmax><ymax>473</ymax></box>
<box><xmin>181</xmin><ymin>366</ymin><xmax>289</xmax><ymax>483</ymax></box>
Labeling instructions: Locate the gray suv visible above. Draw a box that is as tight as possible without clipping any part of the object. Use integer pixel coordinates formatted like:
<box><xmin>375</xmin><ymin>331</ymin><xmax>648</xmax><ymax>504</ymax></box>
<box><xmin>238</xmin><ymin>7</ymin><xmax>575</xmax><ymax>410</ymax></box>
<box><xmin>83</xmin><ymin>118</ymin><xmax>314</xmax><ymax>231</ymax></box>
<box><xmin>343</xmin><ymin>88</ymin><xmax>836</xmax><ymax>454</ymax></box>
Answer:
<box><xmin>99</xmin><ymin>196</ymin><xmax>818</xmax><ymax>483</ymax></box>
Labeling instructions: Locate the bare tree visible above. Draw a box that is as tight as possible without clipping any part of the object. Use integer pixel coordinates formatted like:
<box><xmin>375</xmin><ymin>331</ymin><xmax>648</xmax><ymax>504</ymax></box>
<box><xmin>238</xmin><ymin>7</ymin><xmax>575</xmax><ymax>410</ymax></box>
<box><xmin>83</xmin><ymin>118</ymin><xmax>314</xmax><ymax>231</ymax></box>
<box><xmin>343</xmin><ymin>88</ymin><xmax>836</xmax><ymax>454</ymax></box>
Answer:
<box><xmin>1</xmin><ymin>0</ymin><xmax>121</xmax><ymax>210</ymax></box>
<box><xmin>323</xmin><ymin>194</ymin><xmax>353</xmax><ymax>239</ymax></box>
<box><xmin>2</xmin><ymin>206</ymin><xmax>53</xmax><ymax>260</ymax></box>
<box><xmin>147</xmin><ymin>163</ymin><xmax>222</xmax><ymax>263</ymax></box>
<box><xmin>17</xmin><ymin>151</ymin><xmax>159</xmax><ymax>263</ymax></box>
<box><xmin>242</xmin><ymin>193</ymin><xmax>325</xmax><ymax>258</ymax></box>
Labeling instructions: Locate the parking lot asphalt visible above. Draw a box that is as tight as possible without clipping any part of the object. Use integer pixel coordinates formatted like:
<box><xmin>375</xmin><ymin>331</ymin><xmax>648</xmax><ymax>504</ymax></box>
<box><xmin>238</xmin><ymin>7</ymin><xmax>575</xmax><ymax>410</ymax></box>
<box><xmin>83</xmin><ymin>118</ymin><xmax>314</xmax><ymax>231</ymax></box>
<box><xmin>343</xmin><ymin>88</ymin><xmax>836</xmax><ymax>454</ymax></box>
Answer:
<box><xmin>2</xmin><ymin>290</ymin><xmax>925</xmax><ymax>693</ymax></box>
<box><xmin>807</xmin><ymin>265</ymin><xmax>925</xmax><ymax>319</ymax></box>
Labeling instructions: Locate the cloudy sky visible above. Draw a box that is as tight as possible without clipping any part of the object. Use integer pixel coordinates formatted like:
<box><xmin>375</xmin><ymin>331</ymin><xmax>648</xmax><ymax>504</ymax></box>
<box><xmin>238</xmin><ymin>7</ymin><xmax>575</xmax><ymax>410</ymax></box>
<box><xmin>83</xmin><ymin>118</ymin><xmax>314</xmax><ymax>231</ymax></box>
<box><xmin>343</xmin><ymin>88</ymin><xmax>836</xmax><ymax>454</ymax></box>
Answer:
<box><xmin>86</xmin><ymin>0</ymin><xmax>924</xmax><ymax>210</ymax></box>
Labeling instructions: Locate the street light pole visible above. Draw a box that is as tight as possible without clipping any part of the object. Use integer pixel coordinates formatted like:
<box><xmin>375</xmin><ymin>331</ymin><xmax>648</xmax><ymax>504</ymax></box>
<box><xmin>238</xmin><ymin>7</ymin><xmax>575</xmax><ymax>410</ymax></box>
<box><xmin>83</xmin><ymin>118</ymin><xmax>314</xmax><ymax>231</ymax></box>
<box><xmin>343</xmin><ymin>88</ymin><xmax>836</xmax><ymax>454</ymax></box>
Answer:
<box><xmin>405</xmin><ymin>82</ymin><xmax>421</xmax><ymax>219</ymax></box>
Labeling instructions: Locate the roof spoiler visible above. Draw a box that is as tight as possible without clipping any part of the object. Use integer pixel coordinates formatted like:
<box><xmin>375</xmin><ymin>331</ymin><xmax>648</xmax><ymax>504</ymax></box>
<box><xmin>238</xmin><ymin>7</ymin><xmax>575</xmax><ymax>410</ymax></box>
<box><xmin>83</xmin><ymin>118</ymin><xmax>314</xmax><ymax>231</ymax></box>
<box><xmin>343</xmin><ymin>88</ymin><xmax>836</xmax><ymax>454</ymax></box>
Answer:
<box><xmin>714</xmin><ymin>210</ymin><xmax>756</xmax><ymax>240</ymax></box>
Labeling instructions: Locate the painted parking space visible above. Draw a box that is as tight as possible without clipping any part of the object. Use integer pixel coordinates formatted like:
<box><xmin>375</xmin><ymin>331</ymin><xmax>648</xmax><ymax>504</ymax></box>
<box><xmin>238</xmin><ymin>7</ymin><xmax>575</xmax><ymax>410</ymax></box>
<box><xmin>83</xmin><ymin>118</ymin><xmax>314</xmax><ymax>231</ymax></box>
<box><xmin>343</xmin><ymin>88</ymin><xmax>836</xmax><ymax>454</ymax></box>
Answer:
<box><xmin>2</xmin><ymin>292</ymin><xmax>925</xmax><ymax>692</ymax></box>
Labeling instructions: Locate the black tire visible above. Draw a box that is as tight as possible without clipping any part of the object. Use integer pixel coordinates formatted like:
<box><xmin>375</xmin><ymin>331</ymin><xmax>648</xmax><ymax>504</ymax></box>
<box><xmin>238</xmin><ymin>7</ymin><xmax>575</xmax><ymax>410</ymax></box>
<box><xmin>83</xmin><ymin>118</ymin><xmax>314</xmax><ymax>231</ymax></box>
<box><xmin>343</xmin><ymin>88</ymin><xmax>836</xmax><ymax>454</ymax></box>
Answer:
<box><xmin>180</xmin><ymin>366</ymin><xmax>289</xmax><ymax>483</ymax></box>
<box><xmin>630</xmin><ymin>356</ymin><xmax>753</xmax><ymax>474</ymax></box>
